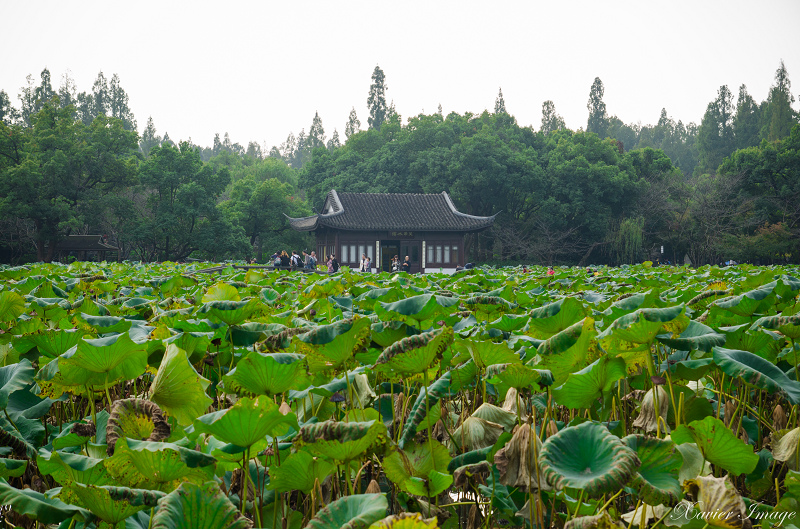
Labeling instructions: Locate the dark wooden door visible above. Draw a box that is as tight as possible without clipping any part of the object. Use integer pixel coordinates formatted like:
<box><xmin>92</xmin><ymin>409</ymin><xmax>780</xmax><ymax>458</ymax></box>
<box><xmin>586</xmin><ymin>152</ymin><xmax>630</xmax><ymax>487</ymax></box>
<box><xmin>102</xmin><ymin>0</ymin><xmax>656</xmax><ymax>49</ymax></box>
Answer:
<box><xmin>400</xmin><ymin>241</ymin><xmax>421</xmax><ymax>273</ymax></box>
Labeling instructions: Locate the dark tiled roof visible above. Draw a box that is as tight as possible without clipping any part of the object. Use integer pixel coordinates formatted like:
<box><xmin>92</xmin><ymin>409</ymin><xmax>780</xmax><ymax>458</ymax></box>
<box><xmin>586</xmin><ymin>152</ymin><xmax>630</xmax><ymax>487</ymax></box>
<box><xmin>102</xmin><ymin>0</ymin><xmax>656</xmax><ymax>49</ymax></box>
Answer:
<box><xmin>287</xmin><ymin>190</ymin><xmax>496</xmax><ymax>232</ymax></box>
<box><xmin>55</xmin><ymin>235</ymin><xmax>119</xmax><ymax>251</ymax></box>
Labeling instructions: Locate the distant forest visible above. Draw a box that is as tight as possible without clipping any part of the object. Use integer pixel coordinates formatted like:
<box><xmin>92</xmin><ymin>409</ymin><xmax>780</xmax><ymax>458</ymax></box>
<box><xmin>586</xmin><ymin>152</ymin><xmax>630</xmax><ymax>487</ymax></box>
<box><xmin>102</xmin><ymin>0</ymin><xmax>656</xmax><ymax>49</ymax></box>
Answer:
<box><xmin>1</xmin><ymin>63</ymin><xmax>798</xmax><ymax>266</ymax></box>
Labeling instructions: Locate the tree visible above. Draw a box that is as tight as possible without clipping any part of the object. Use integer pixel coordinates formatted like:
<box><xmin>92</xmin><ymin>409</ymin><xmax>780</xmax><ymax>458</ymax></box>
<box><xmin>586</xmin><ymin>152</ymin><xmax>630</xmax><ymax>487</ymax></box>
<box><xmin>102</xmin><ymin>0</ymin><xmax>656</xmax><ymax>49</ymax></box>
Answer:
<box><xmin>697</xmin><ymin>85</ymin><xmax>735</xmax><ymax>172</ymax></box>
<box><xmin>139</xmin><ymin>116</ymin><xmax>161</xmax><ymax>157</ymax></box>
<box><xmin>0</xmin><ymin>90</ymin><xmax>16</xmax><ymax>125</ymax></box>
<box><xmin>345</xmin><ymin>107</ymin><xmax>361</xmax><ymax>139</ymax></box>
<box><xmin>246</xmin><ymin>141</ymin><xmax>263</xmax><ymax>159</ymax></box>
<box><xmin>0</xmin><ymin>101</ymin><xmax>139</xmax><ymax>261</ymax></box>
<box><xmin>327</xmin><ymin>129</ymin><xmax>341</xmax><ymax>150</ymax></box>
<box><xmin>762</xmin><ymin>60</ymin><xmax>797</xmax><ymax>141</ymax></box>
<box><xmin>90</xmin><ymin>71</ymin><xmax>110</xmax><ymax>122</ymax></box>
<box><xmin>367</xmin><ymin>65</ymin><xmax>388</xmax><ymax>131</ymax></box>
<box><xmin>307</xmin><ymin>111</ymin><xmax>326</xmax><ymax>150</ymax></box>
<box><xmin>58</xmin><ymin>70</ymin><xmax>77</xmax><ymax>111</ymax></box>
<box><xmin>494</xmin><ymin>88</ymin><xmax>507</xmax><ymax>114</ymax></box>
<box><xmin>109</xmin><ymin>74</ymin><xmax>137</xmax><ymax>131</ymax></box>
<box><xmin>19</xmin><ymin>69</ymin><xmax>55</xmax><ymax>126</ymax></box>
<box><xmin>540</xmin><ymin>100</ymin><xmax>565</xmax><ymax>135</ymax></box>
<box><xmin>733</xmin><ymin>84</ymin><xmax>761</xmax><ymax>150</ymax></box>
<box><xmin>586</xmin><ymin>77</ymin><xmax>608</xmax><ymax>137</ymax></box>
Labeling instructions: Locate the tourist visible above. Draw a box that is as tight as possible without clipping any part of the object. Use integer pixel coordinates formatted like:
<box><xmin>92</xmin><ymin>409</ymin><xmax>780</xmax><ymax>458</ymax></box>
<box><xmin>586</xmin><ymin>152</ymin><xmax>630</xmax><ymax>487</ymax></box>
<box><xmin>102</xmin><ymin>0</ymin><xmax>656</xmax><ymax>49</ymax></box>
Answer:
<box><xmin>308</xmin><ymin>251</ymin><xmax>317</xmax><ymax>269</ymax></box>
<box><xmin>302</xmin><ymin>251</ymin><xmax>310</xmax><ymax>268</ymax></box>
<box><xmin>326</xmin><ymin>255</ymin><xmax>334</xmax><ymax>273</ymax></box>
<box><xmin>279</xmin><ymin>251</ymin><xmax>290</xmax><ymax>267</ymax></box>
<box><xmin>547</xmin><ymin>266</ymin><xmax>555</xmax><ymax>276</ymax></box>
<box><xmin>331</xmin><ymin>254</ymin><xmax>340</xmax><ymax>273</ymax></box>
<box><xmin>401</xmin><ymin>255</ymin><xmax>411</xmax><ymax>273</ymax></box>
<box><xmin>391</xmin><ymin>255</ymin><xmax>400</xmax><ymax>272</ymax></box>
<box><xmin>364</xmin><ymin>256</ymin><xmax>371</xmax><ymax>272</ymax></box>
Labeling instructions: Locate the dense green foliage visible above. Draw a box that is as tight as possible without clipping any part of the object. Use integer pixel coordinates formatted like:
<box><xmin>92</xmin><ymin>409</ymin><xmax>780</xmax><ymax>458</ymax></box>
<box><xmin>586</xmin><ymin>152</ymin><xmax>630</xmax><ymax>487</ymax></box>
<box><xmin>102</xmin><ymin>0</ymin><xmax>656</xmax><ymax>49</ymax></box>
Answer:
<box><xmin>0</xmin><ymin>64</ymin><xmax>798</xmax><ymax>266</ymax></box>
<box><xmin>1</xmin><ymin>261</ymin><xmax>800</xmax><ymax>529</ymax></box>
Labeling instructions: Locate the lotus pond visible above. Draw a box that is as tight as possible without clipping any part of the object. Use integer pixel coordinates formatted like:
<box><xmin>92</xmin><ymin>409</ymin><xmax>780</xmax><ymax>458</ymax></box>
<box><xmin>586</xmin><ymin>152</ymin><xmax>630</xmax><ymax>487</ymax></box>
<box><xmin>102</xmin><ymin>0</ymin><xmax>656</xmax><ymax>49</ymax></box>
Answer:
<box><xmin>1</xmin><ymin>261</ymin><xmax>800</xmax><ymax>529</ymax></box>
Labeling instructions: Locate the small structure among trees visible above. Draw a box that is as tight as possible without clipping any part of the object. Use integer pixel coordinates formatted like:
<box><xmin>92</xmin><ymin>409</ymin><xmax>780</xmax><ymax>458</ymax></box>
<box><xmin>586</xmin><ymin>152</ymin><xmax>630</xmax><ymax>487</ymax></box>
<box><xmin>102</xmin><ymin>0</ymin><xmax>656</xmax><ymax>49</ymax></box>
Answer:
<box><xmin>54</xmin><ymin>235</ymin><xmax>120</xmax><ymax>262</ymax></box>
<box><xmin>287</xmin><ymin>190</ymin><xmax>496</xmax><ymax>273</ymax></box>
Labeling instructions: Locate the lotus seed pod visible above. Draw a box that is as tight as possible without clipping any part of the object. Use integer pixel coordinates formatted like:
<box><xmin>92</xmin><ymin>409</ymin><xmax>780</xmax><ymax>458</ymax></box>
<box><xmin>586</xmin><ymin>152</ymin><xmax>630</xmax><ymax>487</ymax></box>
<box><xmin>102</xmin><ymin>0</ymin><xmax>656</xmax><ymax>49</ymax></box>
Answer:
<box><xmin>365</xmin><ymin>479</ymin><xmax>381</xmax><ymax>494</ymax></box>
<box><xmin>279</xmin><ymin>400</ymin><xmax>292</xmax><ymax>415</ymax></box>
<box><xmin>632</xmin><ymin>386</ymin><xmax>669</xmax><ymax>434</ymax></box>
<box><xmin>773</xmin><ymin>404</ymin><xmax>787</xmax><ymax>431</ymax></box>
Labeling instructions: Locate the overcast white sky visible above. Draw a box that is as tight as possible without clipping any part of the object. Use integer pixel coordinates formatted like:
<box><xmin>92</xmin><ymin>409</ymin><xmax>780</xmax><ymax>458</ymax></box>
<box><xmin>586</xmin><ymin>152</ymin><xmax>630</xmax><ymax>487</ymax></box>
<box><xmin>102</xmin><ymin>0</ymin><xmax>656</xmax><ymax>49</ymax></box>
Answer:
<box><xmin>4</xmin><ymin>0</ymin><xmax>800</xmax><ymax>151</ymax></box>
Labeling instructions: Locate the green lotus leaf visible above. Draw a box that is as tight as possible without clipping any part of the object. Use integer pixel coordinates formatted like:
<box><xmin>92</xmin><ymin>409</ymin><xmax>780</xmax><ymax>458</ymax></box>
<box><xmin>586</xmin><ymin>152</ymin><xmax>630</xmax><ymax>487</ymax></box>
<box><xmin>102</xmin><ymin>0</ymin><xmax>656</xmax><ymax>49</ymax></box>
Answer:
<box><xmin>0</xmin><ymin>358</ymin><xmax>34</xmax><ymax>410</ymax></box>
<box><xmin>538</xmin><ymin>421</ymin><xmax>640</xmax><ymax>497</ymax></box>
<box><xmin>13</xmin><ymin>328</ymin><xmax>87</xmax><ymax>360</ymax></box>
<box><xmin>374</xmin><ymin>294</ymin><xmax>461</xmax><ymax>330</ymax></box>
<box><xmin>528</xmin><ymin>297</ymin><xmax>588</xmax><ymax>338</ymax></box>
<box><xmin>201</xmin><ymin>281</ymin><xmax>241</xmax><ymax>302</ymax></box>
<box><xmin>601</xmin><ymin>289</ymin><xmax>662</xmax><ymax>321</ymax></box>
<box><xmin>303</xmin><ymin>276</ymin><xmax>347</xmax><ymax>299</ymax></box>
<box><xmin>622</xmin><ymin>434</ymin><xmax>683</xmax><ymax>506</ymax></box>
<box><xmin>0</xmin><ymin>457</ymin><xmax>27</xmax><ymax>479</ymax></box>
<box><xmin>670</xmin><ymin>416</ymin><xmax>759</xmax><ymax>476</ymax></box>
<box><xmin>717</xmin><ymin>323</ymin><xmax>783</xmax><ymax>362</ymax></box>
<box><xmin>79</xmin><ymin>313</ymin><xmax>134</xmax><ymax>334</ymax></box>
<box><xmin>383</xmin><ymin>440</ymin><xmax>452</xmax><ymax>493</ymax></box>
<box><xmin>0</xmin><ymin>477</ymin><xmax>93</xmax><ymax>525</ymax></box>
<box><xmin>551</xmin><ymin>355</ymin><xmax>627</xmax><ymax>409</ymax></box>
<box><xmin>667</xmin><ymin>357</ymin><xmax>714</xmax><ymax>381</ymax></box>
<box><xmin>193</xmin><ymin>395</ymin><xmax>299</xmax><ymax>450</ymax></box>
<box><xmin>295</xmin><ymin>316</ymin><xmax>373</xmax><ymax>373</ymax></box>
<box><xmin>712</xmin><ymin>346</ymin><xmax>800</xmax><ymax>404</ymax></box>
<box><xmin>404</xmin><ymin>469</ymin><xmax>454</xmax><ymax>497</ymax></box>
<box><xmin>369</xmin><ymin>513</ymin><xmax>438</xmax><ymax>529</ymax></box>
<box><xmin>683</xmin><ymin>475</ymin><xmax>750</xmax><ymax>529</ymax></box>
<box><xmin>449</xmin><ymin>358</ymin><xmax>478</xmax><ymax>392</ymax></box>
<box><xmin>223</xmin><ymin>351</ymin><xmax>310</xmax><ymax>397</ymax></box>
<box><xmin>51</xmin><ymin>420</ymin><xmax>97</xmax><ymax>449</ymax></box>
<box><xmin>462</xmin><ymin>295</ymin><xmax>518</xmax><ymax>321</ymax></box>
<box><xmin>713</xmin><ymin>282</ymin><xmax>777</xmax><ymax>317</ymax></box>
<box><xmin>752</xmin><ymin>312</ymin><xmax>800</xmax><ymax>339</ymax></box>
<box><xmin>149</xmin><ymin>344</ymin><xmax>212</xmax><ymax>426</ymax></box>
<box><xmin>373</xmin><ymin>326</ymin><xmax>453</xmax><ymax>378</ymax></box>
<box><xmin>486</xmin><ymin>313</ymin><xmax>530</xmax><ymax>333</ymax></box>
<box><xmin>297</xmin><ymin>419</ymin><xmax>388</xmax><ymax>462</ymax></box>
<box><xmin>486</xmin><ymin>362</ymin><xmax>553</xmax><ymax>390</ymax></box>
<box><xmin>306</xmin><ymin>493</ymin><xmax>388</xmax><ymax>529</ymax></box>
<box><xmin>0</xmin><ymin>291</ymin><xmax>26</xmax><ymax>322</ymax></box>
<box><xmin>57</xmin><ymin>482</ymin><xmax>159</xmax><ymax>527</ymax></box>
<box><xmin>267</xmin><ymin>449</ymin><xmax>335</xmax><ymax>493</ymax></box>
<box><xmin>162</xmin><ymin>330</ymin><xmax>213</xmax><ymax>361</ymax></box>
<box><xmin>369</xmin><ymin>320</ymin><xmax>409</xmax><ymax>348</ymax></box>
<box><xmin>655</xmin><ymin>320</ymin><xmax>726</xmax><ymax>352</ymax></box>
<box><xmin>1</xmin><ymin>411</ymin><xmax>43</xmax><ymax>457</ymax></box>
<box><xmin>105</xmin><ymin>437</ymin><xmax>217</xmax><ymax>492</ymax></box>
<box><xmin>36</xmin><ymin>332</ymin><xmax>148</xmax><ymax>392</ymax></box>
<box><xmin>675</xmin><ymin>442</ymin><xmax>706</xmax><ymax>483</ymax></box>
<box><xmin>150</xmin><ymin>480</ymin><xmax>251</xmax><ymax>529</ymax></box>
<box><xmin>449</xmin><ymin>416</ymin><xmax>505</xmax><ymax>453</ymax></box>
<box><xmin>106</xmin><ymin>399</ymin><xmax>171</xmax><ymax>455</ymax></box>
<box><xmin>38</xmin><ymin>450</ymin><xmax>113</xmax><ymax>486</ymax></box>
<box><xmin>533</xmin><ymin>317</ymin><xmax>599</xmax><ymax>386</ymax></box>
<box><xmin>600</xmin><ymin>305</ymin><xmax>689</xmax><ymax>346</ymax></box>
<box><xmin>453</xmin><ymin>336</ymin><xmax>520</xmax><ymax>370</ymax></box>
<box><xmin>196</xmin><ymin>298</ymin><xmax>261</xmax><ymax>326</ymax></box>
<box><xmin>399</xmin><ymin>371</ymin><xmax>451</xmax><ymax>449</ymax></box>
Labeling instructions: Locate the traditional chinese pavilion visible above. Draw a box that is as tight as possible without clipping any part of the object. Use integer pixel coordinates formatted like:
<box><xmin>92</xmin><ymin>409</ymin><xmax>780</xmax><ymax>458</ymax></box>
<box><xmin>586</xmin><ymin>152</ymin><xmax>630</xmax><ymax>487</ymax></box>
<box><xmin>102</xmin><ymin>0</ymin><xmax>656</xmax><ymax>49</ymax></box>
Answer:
<box><xmin>286</xmin><ymin>190</ymin><xmax>496</xmax><ymax>273</ymax></box>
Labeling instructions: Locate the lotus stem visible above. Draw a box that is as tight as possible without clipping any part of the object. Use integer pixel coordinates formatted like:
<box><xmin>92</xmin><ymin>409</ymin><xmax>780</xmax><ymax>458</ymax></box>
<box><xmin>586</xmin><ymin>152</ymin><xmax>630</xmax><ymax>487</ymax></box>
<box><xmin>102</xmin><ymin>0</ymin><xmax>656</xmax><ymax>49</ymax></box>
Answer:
<box><xmin>650</xmin><ymin>505</ymin><xmax>676</xmax><ymax>529</ymax></box>
<box><xmin>625</xmin><ymin>499</ymin><xmax>641</xmax><ymax>529</ymax></box>
<box><xmin>596</xmin><ymin>489</ymin><xmax>623</xmax><ymax>514</ymax></box>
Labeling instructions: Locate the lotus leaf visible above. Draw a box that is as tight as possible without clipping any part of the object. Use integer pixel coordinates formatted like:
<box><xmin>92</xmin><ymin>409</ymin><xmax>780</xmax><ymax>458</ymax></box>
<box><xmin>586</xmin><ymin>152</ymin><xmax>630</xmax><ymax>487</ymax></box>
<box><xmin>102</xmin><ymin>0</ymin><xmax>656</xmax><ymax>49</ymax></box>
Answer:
<box><xmin>0</xmin><ymin>457</ymin><xmax>27</xmax><ymax>479</ymax></box>
<box><xmin>565</xmin><ymin>511</ymin><xmax>625</xmax><ymax>529</ymax></box>
<box><xmin>306</xmin><ymin>493</ymin><xmax>388</xmax><ymax>529</ymax></box>
<box><xmin>0</xmin><ymin>477</ymin><xmax>93</xmax><ymax>525</ymax></box>
<box><xmin>471</xmin><ymin>403</ymin><xmax>517</xmax><ymax>432</ymax></box>
<box><xmin>534</xmin><ymin>317</ymin><xmax>599</xmax><ymax>386</ymax></box>
<box><xmin>462</xmin><ymin>295</ymin><xmax>518</xmax><ymax>321</ymax></box>
<box><xmin>683</xmin><ymin>475</ymin><xmax>751</xmax><ymax>529</ymax></box>
<box><xmin>14</xmin><ymin>328</ymin><xmax>87</xmax><ymax>359</ymax></box>
<box><xmin>528</xmin><ymin>297</ymin><xmax>588</xmax><ymax>338</ymax></box>
<box><xmin>297</xmin><ymin>419</ymin><xmax>388</xmax><ymax>461</ymax></box>
<box><xmin>149</xmin><ymin>344</ymin><xmax>213</xmax><ymax>426</ymax></box>
<box><xmin>202</xmin><ymin>281</ymin><xmax>241</xmax><ymax>302</ymax></box>
<box><xmin>538</xmin><ymin>421</ymin><xmax>640</xmax><ymax>497</ymax></box>
<box><xmin>671</xmin><ymin>416</ymin><xmax>759</xmax><ymax>476</ymax></box>
<box><xmin>196</xmin><ymin>298</ymin><xmax>261</xmax><ymax>325</ymax></box>
<box><xmin>0</xmin><ymin>358</ymin><xmax>34</xmax><ymax>410</ymax></box>
<box><xmin>193</xmin><ymin>395</ymin><xmax>299</xmax><ymax>450</ymax></box>
<box><xmin>773</xmin><ymin>427</ymin><xmax>800</xmax><ymax>470</ymax></box>
<box><xmin>449</xmin><ymin>416</ymin><xmax>505</xmax><ymax>453</ymax></box>
<box><xmin>223</xmin><ymin>351</ymin><xmax>311</xmax><ymax>397</ymax></box>
<box><xmin>106</xmin><ymin>399</ymin><xmax>171</xmax><ymax>455</ymax></box>
<box><xmin>656</xmin><ymin>320</ymin><xmax>726</xmax><ymax>352</ymax></box>
<box><xmin>267</xmin><ymin>449</ymin><xmax>335</xmax><ymax>493</ymax></box>
<box><xmin>0</xmin><ymin>290</ymin><xmax>26</xmax><ymax>322</ymax></box>
<box><xmin>486</xmin><ymin>313</ymin><xmax>530</xmax><ymax>333</ymax></box>
<box><xmin>150</xmin><ymin>480</ymin><xmax>251</xmax><ymax>529</ymax></box>
<box><xmin>383</xmin><ymin>440</ymin><xmax>452</xmax><ymax>495</ymax></box>
<box><xmin>631</xmin><ymin>386</ymin><xmax>669</xmax><ymax>434</ymax></box>
<box><xmin>712</xmin><ymin>347</ymin><xmax>800</xmax><ymax>404</ymax></box>
<box><xmin>57</xmin><ymin>481</ymin><xmax>159</xmax><ymax>527</ymax></box>
<box><xmin>454</xmin><ymin>336</ymin><xmax>520</xmax><ymax>370</ymax></box>
<box><xmin>374</xmin><ymin>293</ymin><xmax>460</xmax><ymax>330</ymax></box>
<box><xmin>493</xmin><ymin>423</ymin><xmax>550</xmax><ymax>490</ymax></box>
<box><xmin>295</xmin><ymin>316</ymin><xmax>372</xmax><ymax>373</ymax></box>
<box><xmin>369</xmin><ymin>512</ymin><xmax>438</xmax><ymax>528</ymax></box>
<box><xmin>486</xmin><ymin>362</ymin><xmax>553</xmax><ymax>390</ymax></box>
<box><xmin>105</xmin><ymin>437</ymin><xmax>217</xmax><ymax>492</ymax></box>
<box><xmin>373</xmin><ymin>326</ymin><xmax>453</xmax><ymax>377</ymax></box>
<box><xmin>551</xmin><ymin>355</ymin><xmax>627</xmax><ymax>409</ymax></box>
<box><xmin>36</xmin><ymin>332</ymin><xmax>148</xmax><ymax>392</ymax></box>
<box><xmin>398</xmin><ymin>371</ymin><xmax>451</xmax><ymax>448</ymax></box>
<box><xmin>622</xmin><ymin>434</ymin><xmax>683</xmax><ymax>506</ymax></box>
<box><xmin>38</xmin><ymin>450</ymin><xmax>114</xmax><ymax>486</ymax></box>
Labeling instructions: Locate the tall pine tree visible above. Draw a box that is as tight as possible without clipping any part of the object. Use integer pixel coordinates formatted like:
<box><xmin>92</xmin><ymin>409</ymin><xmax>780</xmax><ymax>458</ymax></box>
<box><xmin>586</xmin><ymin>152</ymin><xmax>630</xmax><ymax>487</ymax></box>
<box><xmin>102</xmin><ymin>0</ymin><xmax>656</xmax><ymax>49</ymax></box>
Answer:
<box><xmin>367</xmin><ymin>65</ymin><xmax>388</xmax><ymax>131</ymax></box>
<box><xmin>540</xmin><ymin>100</ymin><xmax>565</xmax><ymax>135</ymax></box>
<box><xmin>587</xmin><ymin>77</ymin><xmax>608</xmax><ymax>137</ymax></box>
<box><xmin>345</xmin><ymin>107</ymin><xmax>361</xmax><ymax>138</ymax></box>
<box><xmin>494</xmin><ymin>88</ymin><xmax>507</xmax><ymax>114</ymax></box>
<box><xmin>307</xmin><ymin>111</ymin><xmax>326</xmax><ymax>150</ymax></box>
<box><xmin>762</xmin><ymin>60</ymin><xmax>797</xmax><ymax>141</ymax></box>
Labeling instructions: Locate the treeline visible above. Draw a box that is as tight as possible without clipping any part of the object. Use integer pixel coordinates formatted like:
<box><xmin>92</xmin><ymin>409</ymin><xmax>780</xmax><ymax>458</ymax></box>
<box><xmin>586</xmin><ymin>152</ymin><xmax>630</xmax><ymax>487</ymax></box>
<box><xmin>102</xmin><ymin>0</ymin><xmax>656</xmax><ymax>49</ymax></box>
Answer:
<box><xmin>0</xmin><ymin>64</ymin><xmax>798</xmax><ymax>265</ymax></box>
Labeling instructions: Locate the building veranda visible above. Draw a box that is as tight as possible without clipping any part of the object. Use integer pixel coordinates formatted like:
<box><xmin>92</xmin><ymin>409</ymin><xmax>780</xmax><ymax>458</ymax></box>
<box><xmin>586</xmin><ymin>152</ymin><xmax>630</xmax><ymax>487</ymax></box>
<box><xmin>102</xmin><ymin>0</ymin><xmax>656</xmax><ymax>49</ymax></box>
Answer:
<box><xmin>286</xmin><ymin>190</ymin><xmax>496</xmax><ymax>273</ymax></box>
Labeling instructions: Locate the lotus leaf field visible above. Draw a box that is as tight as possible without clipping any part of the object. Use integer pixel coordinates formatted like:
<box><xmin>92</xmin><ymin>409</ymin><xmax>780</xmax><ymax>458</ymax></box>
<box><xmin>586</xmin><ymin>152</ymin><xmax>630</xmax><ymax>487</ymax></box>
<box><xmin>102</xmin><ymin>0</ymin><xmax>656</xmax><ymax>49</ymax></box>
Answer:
<box><xmin>1</xmin><ymin>261</ymin><xmax>800</xmax><ymax>529</ymax></box>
